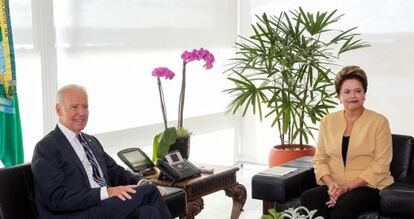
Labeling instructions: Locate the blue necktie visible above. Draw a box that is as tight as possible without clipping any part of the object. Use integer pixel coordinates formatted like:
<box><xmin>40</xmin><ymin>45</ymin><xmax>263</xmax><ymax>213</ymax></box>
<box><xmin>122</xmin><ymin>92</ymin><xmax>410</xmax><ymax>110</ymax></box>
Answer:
<box><xmin>77</xmin><ymin>134</ymin><xmax>107</xmax><ymax>187</ymax></box>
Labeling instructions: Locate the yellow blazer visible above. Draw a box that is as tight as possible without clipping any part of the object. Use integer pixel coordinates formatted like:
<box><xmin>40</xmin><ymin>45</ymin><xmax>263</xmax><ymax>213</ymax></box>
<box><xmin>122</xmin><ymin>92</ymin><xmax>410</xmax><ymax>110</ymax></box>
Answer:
<box><xmin>313</xmin><ymin>108</ymin><xmax>394</xmax><ymax>190</ymax></box>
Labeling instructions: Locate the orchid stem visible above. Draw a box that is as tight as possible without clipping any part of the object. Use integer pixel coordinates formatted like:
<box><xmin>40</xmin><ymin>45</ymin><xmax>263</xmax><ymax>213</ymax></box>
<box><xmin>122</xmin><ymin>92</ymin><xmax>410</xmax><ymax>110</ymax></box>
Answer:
<box><xmin>178</xmin><ymin>61</ymin><xmax>187</xmax><ymax>129</ymax></box>
<box><xmin>157</xmin><ymin>78</ymin><xmax>168</xmax><ymax>130</ymax></box>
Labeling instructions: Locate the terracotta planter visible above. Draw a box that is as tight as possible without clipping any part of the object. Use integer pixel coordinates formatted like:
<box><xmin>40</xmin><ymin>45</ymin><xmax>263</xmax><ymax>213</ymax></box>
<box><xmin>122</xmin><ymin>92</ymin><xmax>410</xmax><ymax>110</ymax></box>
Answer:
<box><xmin>268</xmin><ymin>144</ymin><xmax>316</xmax><ymax>167</ymax></box>
<box><xmin>169</xmin><ymin>136</ymin><xmax>190</xmax><ymax>159</ymax></box>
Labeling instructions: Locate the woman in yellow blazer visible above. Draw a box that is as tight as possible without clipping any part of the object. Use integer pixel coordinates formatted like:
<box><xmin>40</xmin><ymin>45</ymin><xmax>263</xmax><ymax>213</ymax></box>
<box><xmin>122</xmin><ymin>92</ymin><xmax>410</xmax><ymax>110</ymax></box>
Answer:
<box><xmin>301</xmin><ymin>66</ymin><xmax>394</xmax><ymax>218</ymax></box>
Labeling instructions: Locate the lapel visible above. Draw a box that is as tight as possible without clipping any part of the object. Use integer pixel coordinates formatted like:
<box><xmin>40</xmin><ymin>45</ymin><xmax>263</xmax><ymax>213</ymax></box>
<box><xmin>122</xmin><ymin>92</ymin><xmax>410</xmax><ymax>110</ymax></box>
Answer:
<box><xmin>333</xmin><ymin>111</ymin><xmax>347</xmax><ymax>155</ymax></box>
<box><xmin>347</xmin><ymin>109</ymin><xmax>368</xmax><ymax>159</ymax></box>
<box><xmin>53</xmin><ymin>126</ymin><xmax>90</xmax><ymax>186</ymax></box>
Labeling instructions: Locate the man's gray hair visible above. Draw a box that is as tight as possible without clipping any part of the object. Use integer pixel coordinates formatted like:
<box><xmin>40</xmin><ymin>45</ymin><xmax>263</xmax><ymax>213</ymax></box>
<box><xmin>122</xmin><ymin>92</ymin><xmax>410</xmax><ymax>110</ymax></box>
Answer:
<box><xmin>56</xmin><ymin>84</ymin><xmax>87</xmax><ymax>104</ymax></box>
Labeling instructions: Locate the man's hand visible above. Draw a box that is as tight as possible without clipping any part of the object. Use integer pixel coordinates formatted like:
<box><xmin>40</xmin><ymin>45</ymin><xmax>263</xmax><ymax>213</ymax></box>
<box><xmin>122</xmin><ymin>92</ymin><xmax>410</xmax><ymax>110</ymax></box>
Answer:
<box><xmin>157</xmin><ymin>186</ymin><xmax>167</xmax><ymax>196</ymax></box>
<box><xmin>107</xmin><ymin>185</ymin><xmax>137</xmax><ymax>201</ymax></box>
<box><xmin>138</xmin><ymin>179</ymin><xmax>166</xmax><ymax>197</ymax></box>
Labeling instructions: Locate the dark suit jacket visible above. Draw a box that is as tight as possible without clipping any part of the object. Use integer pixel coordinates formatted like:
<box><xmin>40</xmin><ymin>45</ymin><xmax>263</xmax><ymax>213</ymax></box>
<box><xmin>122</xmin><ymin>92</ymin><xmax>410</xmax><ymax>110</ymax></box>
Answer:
<box><xmin>31</xmin><ymin>126</ymin><xmax>142</xmax><ymax>218</ymax></box>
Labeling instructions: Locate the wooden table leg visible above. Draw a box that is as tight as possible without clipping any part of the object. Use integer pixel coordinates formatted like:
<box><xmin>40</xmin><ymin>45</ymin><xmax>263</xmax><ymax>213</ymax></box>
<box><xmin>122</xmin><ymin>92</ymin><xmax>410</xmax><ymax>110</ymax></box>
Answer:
<box><xmin>225</xmin><ymin>183</ymin><xmax>247</xmax><ymax>219</ymax></box>
<box><xmin>263</xmin><ymin>201</ymin><xmax>273</xmax><ymax>215</ymax></box>
<box><xmin>181</xmin><ymin>198</ymin><xmax>204</xmax><ymax>219</ymax></box>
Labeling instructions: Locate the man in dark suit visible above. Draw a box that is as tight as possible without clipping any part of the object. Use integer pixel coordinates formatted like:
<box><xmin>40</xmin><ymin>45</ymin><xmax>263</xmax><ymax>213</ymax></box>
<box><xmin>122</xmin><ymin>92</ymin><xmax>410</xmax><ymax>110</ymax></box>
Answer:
<box><xmin>31</xmin><ymin>84</ymin><xmax>171</xmax><ymax>219</ymax></box>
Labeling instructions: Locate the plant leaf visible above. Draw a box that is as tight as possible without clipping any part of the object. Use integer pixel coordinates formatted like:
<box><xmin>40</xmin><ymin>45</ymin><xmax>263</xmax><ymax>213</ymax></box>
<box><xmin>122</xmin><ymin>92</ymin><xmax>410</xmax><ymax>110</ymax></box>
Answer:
<box><xmin>152</xmin><ymin>127</ymin><xmax>177</xmax><ymax>161</ymax></box>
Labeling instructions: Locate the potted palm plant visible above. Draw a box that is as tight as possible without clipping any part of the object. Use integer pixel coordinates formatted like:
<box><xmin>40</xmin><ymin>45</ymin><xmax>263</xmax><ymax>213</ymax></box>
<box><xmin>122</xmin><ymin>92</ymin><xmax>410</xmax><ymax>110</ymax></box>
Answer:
<box><xmin>225</xmin><ymin>7</ymin><xmax>369</xmax><ymax>166</ymax></box>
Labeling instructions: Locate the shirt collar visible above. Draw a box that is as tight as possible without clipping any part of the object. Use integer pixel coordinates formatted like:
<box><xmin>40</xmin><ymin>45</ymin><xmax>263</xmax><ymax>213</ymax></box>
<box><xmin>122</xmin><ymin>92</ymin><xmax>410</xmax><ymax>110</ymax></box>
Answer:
<box><xmin>57</xmin><ymin>123</ymin><xmax>78</xmax><ymax>143</ymax></box>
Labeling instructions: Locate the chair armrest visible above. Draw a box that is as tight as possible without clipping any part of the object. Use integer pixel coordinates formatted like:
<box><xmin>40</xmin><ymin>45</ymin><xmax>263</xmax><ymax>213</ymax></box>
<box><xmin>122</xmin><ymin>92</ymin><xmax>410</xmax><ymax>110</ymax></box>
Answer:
<box><xmin>161</xmin><ymin>186</ymin><xmax>187</xmax><ymax>218</ymax></box>
<box><xmin>252</xmin><ymin>156</ymin><xmax>317</xmax><ymax>203</ymax></box>
<box><xmin>380</xmin><ymin>175</ymin><xmax>414</xmax><ymax>218</ymax></box>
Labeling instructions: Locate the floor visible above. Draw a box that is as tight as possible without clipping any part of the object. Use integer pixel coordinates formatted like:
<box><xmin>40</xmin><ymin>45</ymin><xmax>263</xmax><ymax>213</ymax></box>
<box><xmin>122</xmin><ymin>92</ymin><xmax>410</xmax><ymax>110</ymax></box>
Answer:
<box><xmin>190</xmin><ymin>162</ymin><xmax>268</xmax><ymax>219</ymax></box>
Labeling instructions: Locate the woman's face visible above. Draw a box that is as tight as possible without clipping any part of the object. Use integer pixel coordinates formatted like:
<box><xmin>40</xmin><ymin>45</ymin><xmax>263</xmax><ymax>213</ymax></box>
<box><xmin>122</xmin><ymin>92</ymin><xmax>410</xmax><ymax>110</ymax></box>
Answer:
<box><xmin>339</xmin><ymin>78</ymin><xmax>365</xmax><ymax>112</ymax></box>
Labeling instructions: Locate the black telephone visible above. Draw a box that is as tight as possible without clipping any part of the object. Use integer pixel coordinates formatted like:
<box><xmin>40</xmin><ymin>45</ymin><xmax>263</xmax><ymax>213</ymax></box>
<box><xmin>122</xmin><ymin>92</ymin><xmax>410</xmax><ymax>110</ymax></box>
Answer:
<box><xmin>156</xmin><ymin>150</ymin><xmax>201</xmax><ymax>182</ymax></box>
<box><xmin>117</xmin><ymin>147</ymin><xmax>156</xmax><ymax>176</ymax></box>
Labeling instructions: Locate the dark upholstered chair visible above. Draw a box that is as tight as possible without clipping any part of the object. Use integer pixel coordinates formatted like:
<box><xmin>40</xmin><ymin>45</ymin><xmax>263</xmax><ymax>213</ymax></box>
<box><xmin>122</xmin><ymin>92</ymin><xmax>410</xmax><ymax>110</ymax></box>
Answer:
<box><xmin>252</xmin><ymin>134</ymin><xmax>414</xmax><ymax>219</ymax></box>
<box><xmin>0</xmin><ymin>163</ymin><xmax>187</xmax><ymax>219</ymax></box>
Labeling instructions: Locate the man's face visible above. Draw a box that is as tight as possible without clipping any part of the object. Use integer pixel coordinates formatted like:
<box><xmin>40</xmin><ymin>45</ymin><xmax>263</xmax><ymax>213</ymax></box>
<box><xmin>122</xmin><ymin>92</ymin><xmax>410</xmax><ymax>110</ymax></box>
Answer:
<box><xmin>56</xmin><ymin>88</ymin><xmax>89</xmax><ymax>133</ymax></box>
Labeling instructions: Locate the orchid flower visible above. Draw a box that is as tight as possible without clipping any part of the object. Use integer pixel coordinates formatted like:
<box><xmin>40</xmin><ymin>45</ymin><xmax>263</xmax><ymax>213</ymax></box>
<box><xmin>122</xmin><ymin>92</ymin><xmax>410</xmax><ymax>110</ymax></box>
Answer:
<box><xmin>178</xmin><ymin>48</ymin><xmax>215</xmax><ymax>129</ymax></box>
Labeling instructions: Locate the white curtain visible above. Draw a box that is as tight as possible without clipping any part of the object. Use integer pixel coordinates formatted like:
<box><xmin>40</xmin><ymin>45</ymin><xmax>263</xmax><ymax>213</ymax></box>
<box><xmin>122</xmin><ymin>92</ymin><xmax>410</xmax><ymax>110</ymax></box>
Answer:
<box><xmin>11</xmin><ymin>0</ymin><xmax>240</xmax><ymax>165</ymax></box>
<box><xmin>10</xmin><ymin>0</ymin><xmax>414</xmax><ymax>164</ymax></box>
<box><xmin>53</xmin><ymin>0</ymin><xmax>237</xmax><ymax>133</ymax></box>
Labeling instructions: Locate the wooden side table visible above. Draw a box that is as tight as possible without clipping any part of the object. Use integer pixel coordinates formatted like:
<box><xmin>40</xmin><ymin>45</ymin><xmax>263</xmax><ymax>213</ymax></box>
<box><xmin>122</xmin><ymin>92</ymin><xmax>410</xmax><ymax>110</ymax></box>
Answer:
<box><xmin>149</xmin><ymin>166</ymin><xmax>247</xmax><ymax>219</ymax></box>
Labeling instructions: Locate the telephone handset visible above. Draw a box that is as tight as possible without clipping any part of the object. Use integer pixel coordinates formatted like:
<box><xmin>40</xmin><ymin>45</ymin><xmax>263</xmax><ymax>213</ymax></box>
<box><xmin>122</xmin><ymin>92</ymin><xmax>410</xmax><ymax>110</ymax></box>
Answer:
<box><xmin>156</xmin><ymin>159</ymin><xmax>181</xmax><ymax>180</ymax></box>
<box><xmin>156</xmin><ymin>150</ymin><xmax>201</xmax><ymax>182</ymax></box>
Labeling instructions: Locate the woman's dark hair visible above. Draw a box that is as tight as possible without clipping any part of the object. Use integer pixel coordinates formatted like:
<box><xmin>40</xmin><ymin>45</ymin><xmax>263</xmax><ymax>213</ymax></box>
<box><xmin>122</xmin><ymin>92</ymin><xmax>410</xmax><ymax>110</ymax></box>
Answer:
<box><xmin>335</xmin><ymin>66</ymin><xmax>368</xmax><ymax>96</ymax></box>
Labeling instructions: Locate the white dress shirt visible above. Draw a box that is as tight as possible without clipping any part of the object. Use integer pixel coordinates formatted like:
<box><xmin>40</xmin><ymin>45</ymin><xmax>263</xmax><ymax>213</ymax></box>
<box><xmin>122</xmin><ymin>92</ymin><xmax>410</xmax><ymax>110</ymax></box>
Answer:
<box><xmin>57</xmin><ymin>123</ymin><xmax>109</xmax><ymax>200</ymax></box>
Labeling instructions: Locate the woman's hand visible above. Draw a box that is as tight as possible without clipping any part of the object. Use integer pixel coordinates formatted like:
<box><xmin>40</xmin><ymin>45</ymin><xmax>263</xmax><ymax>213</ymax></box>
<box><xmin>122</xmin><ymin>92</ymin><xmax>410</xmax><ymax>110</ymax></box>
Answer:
<box><xmin>326</xmin><ymin>196</ymin><xmax>336</xmax><ymax>208</ymax></box>
<box><xmin>326</xmin><ymin>182</ymin><xmax>339</xmax><ymax>207</ymax></box>
<box><xmin>323</xmin><ymin>176</ymin><xmax>366</xmax><ymax>207</ymax></box>
<box><xmin>323</xmin><ymin>175</ymin><xmax>352</xmax><ymax>207</ymax></box>
<box><xmin>327</xmin><ymin>182</ymin><xmax>339</xmax><ymax>197</ymax></box>
<box><xmin>322</xmin><ymin>175</ymin><xmax>339</xmax><ymax>207</ymax></box>
<box><xmin>326</xmin><ymin>183</ymin><xmax>350</xmax><ymax>207</ymax></box>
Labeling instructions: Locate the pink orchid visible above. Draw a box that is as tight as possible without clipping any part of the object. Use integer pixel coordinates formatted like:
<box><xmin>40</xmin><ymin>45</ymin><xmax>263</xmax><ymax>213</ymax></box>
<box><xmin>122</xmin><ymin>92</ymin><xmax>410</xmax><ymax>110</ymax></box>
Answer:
<box><xmin>181</xmin><ymin>48</ymin><xmax>215</xmax><ymax>70</ymax></box>
<box><xmin>152</xmin><ymin>67</ymin><xmax>175</xmax><ymax>80</ymax></box>
<box><xmin>151</xmin><ymin>48</ymin><xmax>214</xmax><ymax>131</ymax></box>
<box><xmin>178</xmin><ymin>48</ymin><xmax>215</xmax><ymax>129</ymax></box>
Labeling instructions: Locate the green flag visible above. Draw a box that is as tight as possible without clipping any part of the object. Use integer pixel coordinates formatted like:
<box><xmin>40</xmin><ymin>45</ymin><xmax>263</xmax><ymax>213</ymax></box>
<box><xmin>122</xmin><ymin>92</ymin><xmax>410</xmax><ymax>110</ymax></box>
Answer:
<box><xmin>0</xmin><ymin>0</ymin><xmax>24</xmax><ymax>167</ymax></box>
